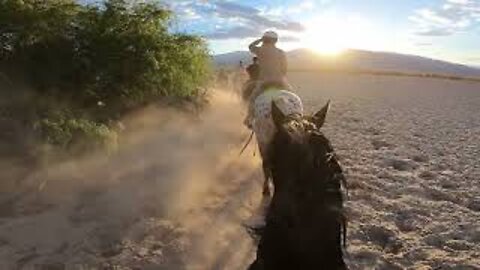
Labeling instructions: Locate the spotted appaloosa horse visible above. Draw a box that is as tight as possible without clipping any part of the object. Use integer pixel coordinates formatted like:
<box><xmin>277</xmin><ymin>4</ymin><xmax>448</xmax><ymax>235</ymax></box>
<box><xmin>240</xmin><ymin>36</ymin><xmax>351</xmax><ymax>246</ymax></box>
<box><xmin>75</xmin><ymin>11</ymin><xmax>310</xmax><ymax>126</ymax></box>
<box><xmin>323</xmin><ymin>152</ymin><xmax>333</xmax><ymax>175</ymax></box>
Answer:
<box><xmin>248</xmin><ymin>96</ymin><xmax>348</xmax><ymax>270</ymax></box>
<box><xmin>250</xmin><ymin>89</ymin><xmax>304</xmax><ymax>195</ymax></box>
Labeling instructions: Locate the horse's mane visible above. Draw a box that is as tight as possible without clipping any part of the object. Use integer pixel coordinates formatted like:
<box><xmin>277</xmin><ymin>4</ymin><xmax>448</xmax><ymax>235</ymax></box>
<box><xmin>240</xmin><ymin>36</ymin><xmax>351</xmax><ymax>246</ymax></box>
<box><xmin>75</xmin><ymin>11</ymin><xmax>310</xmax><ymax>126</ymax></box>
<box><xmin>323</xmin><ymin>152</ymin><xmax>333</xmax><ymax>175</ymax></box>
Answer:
<box><xmin>269</xmin><ymin>121</ymin><xmax>347</xmax><ymax>241</ymax></box>
<box><xmin>306</xmin><ymin>125</ymin><xmax>348</xmax><ymax>199</ymax></box>
<box><xmin>248</xmin><ymin>116</ymin><xmax>348</xmax><ymax>270</ymax></box>
<box><xmin>304</xmin><ymin>126</ymin><xmax>348</xmax><ymax>248</ymax></box>
<box><xmin>270</xmin><ymin>116</ymin><xmax>347</xmax><ymax>196</ymax></box>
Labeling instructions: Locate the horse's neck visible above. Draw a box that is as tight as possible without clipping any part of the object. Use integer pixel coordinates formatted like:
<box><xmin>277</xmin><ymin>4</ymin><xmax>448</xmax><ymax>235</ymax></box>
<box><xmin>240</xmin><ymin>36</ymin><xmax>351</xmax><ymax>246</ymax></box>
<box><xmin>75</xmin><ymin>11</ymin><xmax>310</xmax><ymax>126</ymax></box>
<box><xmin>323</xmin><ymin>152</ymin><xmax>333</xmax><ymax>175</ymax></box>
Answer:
<box><xmin>270</xmin><ymin>136</ymin><xmax>338</xmax><ymax>195</ymax></box>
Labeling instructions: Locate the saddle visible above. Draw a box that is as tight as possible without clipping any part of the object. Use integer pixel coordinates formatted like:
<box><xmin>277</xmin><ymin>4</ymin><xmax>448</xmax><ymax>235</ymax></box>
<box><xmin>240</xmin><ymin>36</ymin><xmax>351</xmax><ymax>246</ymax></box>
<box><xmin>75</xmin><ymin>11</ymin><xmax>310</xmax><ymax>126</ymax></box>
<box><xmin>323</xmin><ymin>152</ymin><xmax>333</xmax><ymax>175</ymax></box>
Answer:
<box><xmin>243</xmin><ymin>80</ymin><xmax>291</xmax><ymax>104</ymax></box>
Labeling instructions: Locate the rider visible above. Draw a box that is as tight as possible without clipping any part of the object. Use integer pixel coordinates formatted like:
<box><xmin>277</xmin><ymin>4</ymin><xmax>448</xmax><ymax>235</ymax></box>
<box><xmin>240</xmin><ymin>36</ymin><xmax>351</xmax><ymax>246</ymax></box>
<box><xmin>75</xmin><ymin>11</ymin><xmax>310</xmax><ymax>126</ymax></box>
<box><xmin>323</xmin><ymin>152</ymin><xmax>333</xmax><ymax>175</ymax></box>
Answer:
<box><xmin>244</xmin><ymin>31</ymin><xmax>290</xmax><ymax>127</ymax></box>
<box><xmin>244</xmin><ymin>31</ymin><xmax>292</xmax><ymax>196</ymax></box>
<box><xmin>246</xmin><ymin>56</ymin><xmax>260</xmax><ymax>81</ymax></box>
<box><xmin>249</xmin><ymin>31</ymin><xmax>289</xmax><ymax>90</ymax></box>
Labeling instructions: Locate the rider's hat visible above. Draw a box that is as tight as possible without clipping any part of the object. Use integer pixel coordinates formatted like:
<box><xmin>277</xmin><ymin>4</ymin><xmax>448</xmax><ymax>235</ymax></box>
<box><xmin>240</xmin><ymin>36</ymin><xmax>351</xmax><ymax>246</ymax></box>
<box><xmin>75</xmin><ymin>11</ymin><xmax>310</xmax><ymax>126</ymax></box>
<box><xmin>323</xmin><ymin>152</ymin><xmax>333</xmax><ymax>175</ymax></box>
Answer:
<box><xmin>262</xmin><ymin>31</ymin><xmax>278</xmax><ymax>40</ymax></box>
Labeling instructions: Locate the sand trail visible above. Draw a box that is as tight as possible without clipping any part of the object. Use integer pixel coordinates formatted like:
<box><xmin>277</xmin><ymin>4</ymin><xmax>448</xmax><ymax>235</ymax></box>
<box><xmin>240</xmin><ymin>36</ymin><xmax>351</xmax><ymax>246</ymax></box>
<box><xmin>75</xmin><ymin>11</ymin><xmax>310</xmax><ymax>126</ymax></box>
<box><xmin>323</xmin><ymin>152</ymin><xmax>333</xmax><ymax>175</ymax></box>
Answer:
<box><xmin>0</xmin><ymin>89</ymin><xmax>262</xmax><ymax>269</ymax></box>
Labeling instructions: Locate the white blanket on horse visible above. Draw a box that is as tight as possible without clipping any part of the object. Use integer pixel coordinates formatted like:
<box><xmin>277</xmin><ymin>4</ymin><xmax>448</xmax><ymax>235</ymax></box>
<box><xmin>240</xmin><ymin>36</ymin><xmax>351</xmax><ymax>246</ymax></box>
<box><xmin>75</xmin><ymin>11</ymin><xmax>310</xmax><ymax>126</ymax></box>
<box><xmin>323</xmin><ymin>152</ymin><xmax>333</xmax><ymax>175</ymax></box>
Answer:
<box><xmin>252</xmin><ymin>90</ymin><xmax>303</xmax><ymax>153</ymax></box>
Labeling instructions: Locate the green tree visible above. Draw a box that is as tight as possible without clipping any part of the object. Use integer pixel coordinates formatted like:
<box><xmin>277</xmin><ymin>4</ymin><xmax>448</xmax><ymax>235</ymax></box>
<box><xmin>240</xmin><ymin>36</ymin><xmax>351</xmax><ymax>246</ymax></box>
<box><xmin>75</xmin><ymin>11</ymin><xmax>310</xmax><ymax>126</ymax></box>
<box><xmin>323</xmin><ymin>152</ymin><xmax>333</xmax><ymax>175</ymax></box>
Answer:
<box><xmin>0</xmin><ymin>0</ymin><xmax>212</xmax><ymax>152</ymax></box>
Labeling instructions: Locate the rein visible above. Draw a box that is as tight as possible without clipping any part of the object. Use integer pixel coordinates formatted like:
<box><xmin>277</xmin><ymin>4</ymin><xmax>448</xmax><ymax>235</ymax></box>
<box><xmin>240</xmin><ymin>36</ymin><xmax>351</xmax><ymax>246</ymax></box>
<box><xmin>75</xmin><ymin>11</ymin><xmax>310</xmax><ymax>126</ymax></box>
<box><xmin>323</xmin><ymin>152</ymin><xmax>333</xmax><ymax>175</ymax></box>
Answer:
<box><xmin>239</xmin><ymin>130</ymin><xmax>254</xmax><ymax>156</ymax></box>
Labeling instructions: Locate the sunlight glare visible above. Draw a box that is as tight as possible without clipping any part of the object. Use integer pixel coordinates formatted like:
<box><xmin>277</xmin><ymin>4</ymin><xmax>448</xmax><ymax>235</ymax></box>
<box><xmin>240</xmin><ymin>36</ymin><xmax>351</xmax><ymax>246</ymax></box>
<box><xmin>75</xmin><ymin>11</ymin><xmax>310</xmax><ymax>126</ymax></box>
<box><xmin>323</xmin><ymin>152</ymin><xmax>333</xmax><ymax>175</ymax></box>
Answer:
<box><xmin>301</xmin><ymin>15</ymin><xmax>377</xmax><ymax>56</ymax></box>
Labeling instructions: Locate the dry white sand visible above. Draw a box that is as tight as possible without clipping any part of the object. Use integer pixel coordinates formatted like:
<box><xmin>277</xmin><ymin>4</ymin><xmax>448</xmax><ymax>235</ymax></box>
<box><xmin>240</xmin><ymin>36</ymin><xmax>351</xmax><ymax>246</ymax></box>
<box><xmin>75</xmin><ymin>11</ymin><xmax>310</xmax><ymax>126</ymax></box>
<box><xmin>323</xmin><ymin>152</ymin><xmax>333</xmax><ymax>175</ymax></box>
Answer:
<box><xmin>0</xmin><ymin>73</ymin><xmax>479</xmax><ymax>269</ymax></box>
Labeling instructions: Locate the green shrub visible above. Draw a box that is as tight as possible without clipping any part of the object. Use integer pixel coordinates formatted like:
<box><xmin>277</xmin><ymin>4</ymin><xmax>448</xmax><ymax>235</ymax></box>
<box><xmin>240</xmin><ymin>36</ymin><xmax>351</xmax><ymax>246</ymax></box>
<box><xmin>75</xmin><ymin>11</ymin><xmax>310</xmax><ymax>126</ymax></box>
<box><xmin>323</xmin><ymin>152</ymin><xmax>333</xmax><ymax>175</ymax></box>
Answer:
<box><xmin>34</xmin><ymin>116</ymin><xmax>118</xmax><ymax>153</ymax></box>
<box><xmin>0</xmin><ymin>0</ymin><xmax>212</xmax><ymax>152</ymax></box>
<box><xmin>1</xmin><ymin>0</ymin><xmax>211</xmax><ymax>112</ymax></box>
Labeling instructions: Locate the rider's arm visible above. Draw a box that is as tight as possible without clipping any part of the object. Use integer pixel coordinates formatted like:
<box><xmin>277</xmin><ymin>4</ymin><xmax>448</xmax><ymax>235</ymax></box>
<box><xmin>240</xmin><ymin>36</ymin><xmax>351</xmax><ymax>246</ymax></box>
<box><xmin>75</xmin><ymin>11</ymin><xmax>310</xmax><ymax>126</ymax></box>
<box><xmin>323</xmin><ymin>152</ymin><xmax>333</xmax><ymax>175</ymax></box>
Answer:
<box><xmin>249</xmin><ymin>38</ymin><xmax>262</xmax><ymax>54</ymax></box>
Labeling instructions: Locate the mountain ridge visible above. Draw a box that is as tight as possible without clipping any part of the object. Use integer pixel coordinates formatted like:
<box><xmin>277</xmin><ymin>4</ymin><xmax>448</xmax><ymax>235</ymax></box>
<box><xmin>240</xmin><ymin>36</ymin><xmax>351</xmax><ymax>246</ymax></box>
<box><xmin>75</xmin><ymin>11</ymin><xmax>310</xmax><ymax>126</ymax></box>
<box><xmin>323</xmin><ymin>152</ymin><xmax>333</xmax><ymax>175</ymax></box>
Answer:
<box><xmin>213</xmin><ymin>49</ymin><xmax>480</xmax><ymax>78</ymax></box>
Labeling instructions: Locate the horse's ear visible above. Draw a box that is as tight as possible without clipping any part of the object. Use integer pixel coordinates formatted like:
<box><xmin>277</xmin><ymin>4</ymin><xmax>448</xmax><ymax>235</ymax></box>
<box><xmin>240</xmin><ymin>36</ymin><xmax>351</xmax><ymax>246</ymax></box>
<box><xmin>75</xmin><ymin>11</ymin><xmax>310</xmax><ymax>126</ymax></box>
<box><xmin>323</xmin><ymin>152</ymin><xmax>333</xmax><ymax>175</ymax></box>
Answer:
<box><xmin>313</xmin><ymin>100</ymin><xmax>330</xmax><ymax>128</ymax></box>
<box><xmin>271</xmin><ymin>100</ymin><xmax>286</xmax><ymax>128</ymax></box>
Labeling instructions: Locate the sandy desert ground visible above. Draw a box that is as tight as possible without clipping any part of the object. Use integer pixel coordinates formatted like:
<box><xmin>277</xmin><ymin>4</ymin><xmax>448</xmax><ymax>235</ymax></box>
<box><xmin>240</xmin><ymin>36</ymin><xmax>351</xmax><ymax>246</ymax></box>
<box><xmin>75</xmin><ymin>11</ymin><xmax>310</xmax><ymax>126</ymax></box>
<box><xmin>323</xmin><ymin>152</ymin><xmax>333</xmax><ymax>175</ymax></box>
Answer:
<box><xmin>0</xmin><ymin>72</ymin><xmax>478</xmax><ymax>269</ymax></box>
<box><xmin>290</xmin><ymin>72</ymin><xmax>480</xmax><ymax>270</ymax></box>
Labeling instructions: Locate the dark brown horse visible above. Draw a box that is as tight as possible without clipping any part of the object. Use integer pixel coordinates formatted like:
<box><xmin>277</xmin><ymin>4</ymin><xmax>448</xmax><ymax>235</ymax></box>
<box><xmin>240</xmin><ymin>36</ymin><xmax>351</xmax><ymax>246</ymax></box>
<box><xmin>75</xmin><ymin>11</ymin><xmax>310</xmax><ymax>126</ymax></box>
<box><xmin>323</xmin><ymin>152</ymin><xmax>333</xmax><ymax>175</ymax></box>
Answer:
<box><xmin>248</xmin><ymin>101</ymin><xmax>348</xmax><ymax>270</ymax></box>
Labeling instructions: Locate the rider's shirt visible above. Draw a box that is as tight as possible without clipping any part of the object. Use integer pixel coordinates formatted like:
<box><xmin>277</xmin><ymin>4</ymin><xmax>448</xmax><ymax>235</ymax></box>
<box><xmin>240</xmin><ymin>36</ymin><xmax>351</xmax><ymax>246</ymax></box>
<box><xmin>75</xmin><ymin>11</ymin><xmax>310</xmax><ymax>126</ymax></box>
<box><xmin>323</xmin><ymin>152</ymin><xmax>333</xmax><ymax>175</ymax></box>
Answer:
<box><xmin>249</xmin><ymin>44</ymin><xmax>287</xmax><ymax>83</ymax></box>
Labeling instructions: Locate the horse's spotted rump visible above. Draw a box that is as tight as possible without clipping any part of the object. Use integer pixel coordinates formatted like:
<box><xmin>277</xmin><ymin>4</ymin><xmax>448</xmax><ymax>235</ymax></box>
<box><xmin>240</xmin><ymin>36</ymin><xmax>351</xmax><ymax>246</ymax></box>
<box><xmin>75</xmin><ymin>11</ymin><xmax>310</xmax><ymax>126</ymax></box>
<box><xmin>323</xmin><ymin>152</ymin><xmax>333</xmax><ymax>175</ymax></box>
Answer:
<box><xmin>252</xmin><ymin>90</ymin><xmax>304</xmax><ymax>154</ymax></box>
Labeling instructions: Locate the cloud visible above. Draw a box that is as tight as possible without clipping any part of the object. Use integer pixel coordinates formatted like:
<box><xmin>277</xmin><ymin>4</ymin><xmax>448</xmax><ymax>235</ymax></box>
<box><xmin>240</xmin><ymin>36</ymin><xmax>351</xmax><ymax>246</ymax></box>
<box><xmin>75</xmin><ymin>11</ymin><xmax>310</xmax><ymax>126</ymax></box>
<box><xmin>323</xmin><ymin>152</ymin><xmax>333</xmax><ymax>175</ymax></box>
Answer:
<box><xmin>280</xmin><ymin>35</ymin><xmax>302</xmax><ymax>42</ymax></box>
<box><xmin>215</xmin><ymin>2</ymin><xmax>259</xmax><ymax>14</ymax></box>
<box><xmin>466</xmin><ymin>56</ymin><xmax>480</xmax><ymax>61</ymax></box>
<box><xmin>165</xmin><ymin>0</ymin><xmax>305</xmax><ymax>40</ymax></box>
<box><xmin>205</xmin><ymin>26</ymin><xmax>263</xmax><ymax>39</ymax></box>
<box><xmin>213</xmin><ymin>2</ymin><xmax>305</xmax><ymax>32</ymax></box>
<box><xmin>415</xmin><ymin>42</ymin><xmax>434</xmax><ymax>46</ymax></box>
<box><xmin>447</xmin><ymin>0</ymin><xmax>470</xmax><ymax>4</ymax></box>
<box><xmin>416</xmin><ymin>28</ymin><xmax>454</xmax><ymax>36</ymax></box>
<box><xmin>262</xmin><ymin>0</ymin><xmax>316</xmax><ymax>17</ymax></box>
<box><xmin>410</xmin><ymin>0</ymin><xmax>480</xmax><ymax>36</ymax></box>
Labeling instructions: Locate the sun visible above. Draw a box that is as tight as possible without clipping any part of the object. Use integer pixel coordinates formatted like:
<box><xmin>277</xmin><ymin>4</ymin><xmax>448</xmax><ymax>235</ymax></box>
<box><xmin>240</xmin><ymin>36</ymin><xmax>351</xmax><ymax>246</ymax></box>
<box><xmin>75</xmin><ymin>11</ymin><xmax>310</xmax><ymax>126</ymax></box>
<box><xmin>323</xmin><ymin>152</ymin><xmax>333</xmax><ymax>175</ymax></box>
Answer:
<box><xmin>301</xmin><ymin>16</ymin><xmax>348</xmax><ymax>56</ymax></box>
<box><xmin>300</xmin><ymin>15</ymin><xmax>376</xmax><ymax>56</ymax></box>
<box><xmin>307</xmin><ymin>41</ymin><xmax>346</xmax><ymax>56</ymax></box>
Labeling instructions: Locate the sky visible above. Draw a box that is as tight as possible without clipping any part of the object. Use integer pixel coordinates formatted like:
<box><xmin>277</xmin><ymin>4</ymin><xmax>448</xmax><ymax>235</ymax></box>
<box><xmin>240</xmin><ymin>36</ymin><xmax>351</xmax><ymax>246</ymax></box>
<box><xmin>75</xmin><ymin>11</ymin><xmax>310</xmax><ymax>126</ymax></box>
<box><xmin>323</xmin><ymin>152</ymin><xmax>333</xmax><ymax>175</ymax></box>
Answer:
<box><xmin>163</xmin><ymin>0</ymin><xmax>480</xmax><ymax>66</ymax></box>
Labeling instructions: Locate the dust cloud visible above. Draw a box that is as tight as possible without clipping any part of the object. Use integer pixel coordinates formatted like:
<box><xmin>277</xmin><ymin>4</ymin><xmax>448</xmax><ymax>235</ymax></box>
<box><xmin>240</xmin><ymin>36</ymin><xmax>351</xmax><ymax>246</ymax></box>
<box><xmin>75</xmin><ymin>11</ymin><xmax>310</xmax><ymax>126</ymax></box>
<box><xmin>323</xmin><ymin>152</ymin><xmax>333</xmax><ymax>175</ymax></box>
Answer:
<box><xmin>0</xmin><ymin>89</ymin><xmax>262</xmax><ymax>269</ymax></box>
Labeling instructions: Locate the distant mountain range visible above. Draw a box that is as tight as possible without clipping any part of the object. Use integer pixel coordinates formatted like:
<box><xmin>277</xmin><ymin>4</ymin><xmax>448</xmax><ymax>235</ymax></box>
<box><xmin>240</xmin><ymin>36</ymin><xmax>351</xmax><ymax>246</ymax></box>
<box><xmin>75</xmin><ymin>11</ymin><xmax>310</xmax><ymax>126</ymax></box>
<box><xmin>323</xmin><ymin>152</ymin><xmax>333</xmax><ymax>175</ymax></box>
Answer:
<box><xmin>213</xmin><ymin>49</ymin><xmax>480</xmax><ymax>78</ymax></box>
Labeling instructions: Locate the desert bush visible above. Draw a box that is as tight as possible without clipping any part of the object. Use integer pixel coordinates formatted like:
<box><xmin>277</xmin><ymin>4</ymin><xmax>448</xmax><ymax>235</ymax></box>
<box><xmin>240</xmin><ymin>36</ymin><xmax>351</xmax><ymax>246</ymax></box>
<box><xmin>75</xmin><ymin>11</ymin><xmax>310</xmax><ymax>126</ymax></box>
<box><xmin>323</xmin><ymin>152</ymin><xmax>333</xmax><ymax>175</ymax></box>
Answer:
<box><xmin>34</xmin><ymin>117</ymin><xmax>117</xmax><ymax>152</ymax></box>
<box><xmin>0</xmin><ymin>0</ymin><xmax>212</xmax><ymax>153</ymax></box>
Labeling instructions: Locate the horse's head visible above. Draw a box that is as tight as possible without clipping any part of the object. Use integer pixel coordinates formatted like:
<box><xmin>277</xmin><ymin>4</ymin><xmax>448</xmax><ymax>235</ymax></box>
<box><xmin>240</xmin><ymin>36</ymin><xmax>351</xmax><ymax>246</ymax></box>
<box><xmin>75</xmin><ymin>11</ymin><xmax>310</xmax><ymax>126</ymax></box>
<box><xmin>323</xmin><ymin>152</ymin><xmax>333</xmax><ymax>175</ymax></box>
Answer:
<box><xmin>268</xmin><ymin>100</ymin><xmax>332</xmax><ymax>187</ymax></box>
<box><xmin>267</xmin><ymin>98</ymin><xmax>345</xmax><ymax>211</ymax></box>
